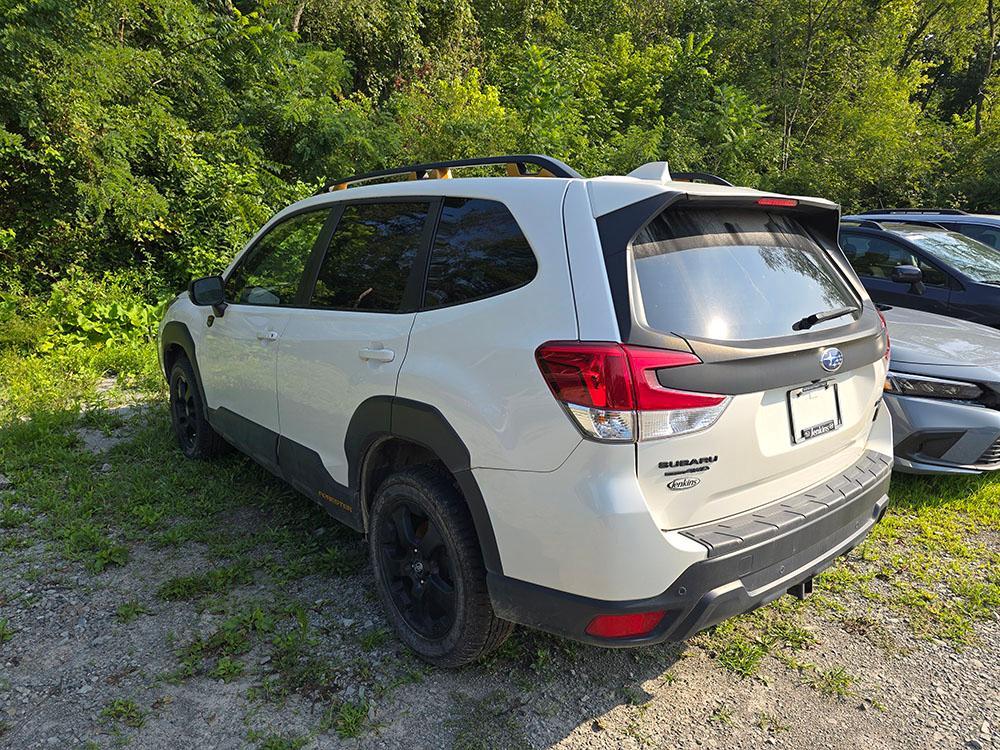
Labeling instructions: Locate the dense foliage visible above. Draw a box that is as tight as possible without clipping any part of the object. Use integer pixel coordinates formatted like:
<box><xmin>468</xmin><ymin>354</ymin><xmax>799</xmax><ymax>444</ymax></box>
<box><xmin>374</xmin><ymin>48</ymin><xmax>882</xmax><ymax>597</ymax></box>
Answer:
<box><xmin>1</xmin><ymin>0</ymin><xmax>998</xmax><ymax>311</ymax></box>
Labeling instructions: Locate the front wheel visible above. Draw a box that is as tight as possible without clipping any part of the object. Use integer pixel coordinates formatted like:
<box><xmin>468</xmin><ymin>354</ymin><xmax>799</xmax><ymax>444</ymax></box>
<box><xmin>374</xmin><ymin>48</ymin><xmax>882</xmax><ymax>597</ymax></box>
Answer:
<box><xmin>168</xmin><ymin>356</ymin><xmax>227</xmax><ymax>459</ymax></box>
<box><xmin>369</xmin><ymin>466</ymin><xmax>512</xmax><ymax>667</ymax></box>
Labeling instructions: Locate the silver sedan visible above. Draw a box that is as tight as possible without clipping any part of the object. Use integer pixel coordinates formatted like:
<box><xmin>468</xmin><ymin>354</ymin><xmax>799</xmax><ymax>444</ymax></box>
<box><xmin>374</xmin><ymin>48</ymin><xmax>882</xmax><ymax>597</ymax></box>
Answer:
<box><xmin>882</xmin><ymin>305</ymin><xmax>1000</xmax><ymax>474</ymax></box>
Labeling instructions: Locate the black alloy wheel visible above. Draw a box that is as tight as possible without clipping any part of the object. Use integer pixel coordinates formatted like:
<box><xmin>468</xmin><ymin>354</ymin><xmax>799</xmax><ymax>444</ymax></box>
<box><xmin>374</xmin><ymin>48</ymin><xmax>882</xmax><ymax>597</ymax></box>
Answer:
<box><xmin>378</xmin><ymin>500</ymin><xmax>457</xmax><ymax>639</ymax></box>
<box><xmin>168</xmin><ymin>355</ymin><xmax>227</xmax><ymax>459</ymax></box>
<box><xmin>369</xmin><ymin>467</ymin><xmax>513</xmax><ymax>666</ymax></box>
<box><xmin>170</xmin><ymin>368</ymin><xmax>198</xmax><ymax>453</ymax></box>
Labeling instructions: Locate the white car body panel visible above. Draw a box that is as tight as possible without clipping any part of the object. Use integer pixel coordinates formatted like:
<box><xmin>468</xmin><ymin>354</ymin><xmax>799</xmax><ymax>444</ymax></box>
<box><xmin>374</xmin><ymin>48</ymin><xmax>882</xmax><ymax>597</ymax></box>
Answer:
<box><xmin>199</xmin><ymin>305</ymin><xmax>288</xmax><ymax>433</ymax></box>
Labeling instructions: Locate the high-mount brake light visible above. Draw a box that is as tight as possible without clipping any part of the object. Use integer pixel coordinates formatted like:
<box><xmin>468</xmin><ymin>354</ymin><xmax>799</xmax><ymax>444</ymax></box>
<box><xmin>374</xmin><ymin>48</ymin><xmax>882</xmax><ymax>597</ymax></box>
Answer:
<box><xmin>534</xmin><ymin>342</ymin><xmax>731</xmax><ymax>442</ymax></box>
<box><xmin>757</xmin><ymin>197</ymin><xmax>798</xmax><ymax>208</ymax></box>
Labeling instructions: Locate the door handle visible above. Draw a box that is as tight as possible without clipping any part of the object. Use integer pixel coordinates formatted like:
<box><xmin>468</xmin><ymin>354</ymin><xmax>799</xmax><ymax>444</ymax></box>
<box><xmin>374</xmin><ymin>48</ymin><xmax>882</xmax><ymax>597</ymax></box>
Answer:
<box><xmin>257</xmin><ymin>330</ymin><xmax>279</xmax><ymax>341</ymax></box>
<box><xmin>359</xmin><ymin>347</ymin><xmax>394</xmax><ymax>363</ymax></box>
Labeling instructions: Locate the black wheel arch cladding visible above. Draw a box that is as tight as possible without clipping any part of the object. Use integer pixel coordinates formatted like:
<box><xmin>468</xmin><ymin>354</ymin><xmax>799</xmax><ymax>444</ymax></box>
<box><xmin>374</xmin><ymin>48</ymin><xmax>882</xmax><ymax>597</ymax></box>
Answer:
<box><xmin>347</xmin><ymin>396</ymin><xmax>503</xmax><ymax>575</ymax></box>
<box><xmin>160</xmin><ymin>320</ymin><xmax>208</xmax><ymax>407</ymax></box>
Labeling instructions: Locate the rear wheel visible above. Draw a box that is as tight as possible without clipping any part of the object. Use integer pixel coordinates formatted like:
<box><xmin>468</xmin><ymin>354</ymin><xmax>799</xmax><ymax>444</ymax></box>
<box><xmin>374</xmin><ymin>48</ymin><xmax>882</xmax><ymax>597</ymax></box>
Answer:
<box><xmin>168</xmin><ymin>356</ymin><xmax>227</xmax><ymax>459</ymax></box>
<box><xmin>369</xmin><ymin>466</ymin><xmax>512</xmax><ymax>667</ymax></box>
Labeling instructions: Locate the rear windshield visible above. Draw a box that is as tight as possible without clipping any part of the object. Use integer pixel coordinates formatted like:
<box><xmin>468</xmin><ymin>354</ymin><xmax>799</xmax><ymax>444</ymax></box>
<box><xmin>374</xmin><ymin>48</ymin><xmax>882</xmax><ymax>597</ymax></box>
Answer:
<box><xmin>631</xmin><ymin>208</ymin><xmax>858</xmax><ymax>341</ymax></box>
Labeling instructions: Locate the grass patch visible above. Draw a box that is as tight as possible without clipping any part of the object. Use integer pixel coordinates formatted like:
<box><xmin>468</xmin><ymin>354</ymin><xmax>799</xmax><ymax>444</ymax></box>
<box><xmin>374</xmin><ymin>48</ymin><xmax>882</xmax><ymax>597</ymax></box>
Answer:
<box><xmin>115</xmin><ymin>599</ymin><xmax>151</xmax><ymax>623</ymax></box>
<box><xmin>253</xmin><ymin>733</ymin><xmax>308</xmax><ymax>750</ymax></box>
<box><xmin>708</xmin><ymin>703</ymin><xmax>734</xmax><ymax>726</ymax></box>
<box><xmin>701</xmin><ymin>621</ymin><xmax>769</xmax><ymax>678</ymax></box>
<box><xmin>101</xmin><ymin>698</ymin><xmax>145</xmax><ymax>729</ymax></box>
<box><xmin>359</xmin><ymin>627</ymin><xmax>390</xmax><ymax>651</ymax></box>
<box><xmin>210</xmin><ymin>656</ymin><xmax>246</xmax><ymax>682</ymax></box>
<box><xmin>0</xmin><ymin>506</ymin><xmax>30</xmax><ymax>529</ymax></box>
<box><xmin>0</xmin><ymin>618</ymin><xmax>13</xmax><ymax>644</ymax></box>
<box><xmin>267</xmin><ymin>617</ymin><xmax>342</xmax><ymax>699</ymax></box>
<box><xmin>756</xmin><ymin>712</ymin><xmax>789</xmax><ymax>733</ymax></box>
<box><xmin>157</xmin><ymin>563</ymin><xmax>254</xmax><ymax>601</ymax></box>
<box><xmin>809</xmin><ymin>665</ymin><xmax>854</xmax><ymax>698</ymax></box>
<box><xmin>326</xmin><ymin>700</ymin><xmax>370</xmax><ymax>739</ymax></box>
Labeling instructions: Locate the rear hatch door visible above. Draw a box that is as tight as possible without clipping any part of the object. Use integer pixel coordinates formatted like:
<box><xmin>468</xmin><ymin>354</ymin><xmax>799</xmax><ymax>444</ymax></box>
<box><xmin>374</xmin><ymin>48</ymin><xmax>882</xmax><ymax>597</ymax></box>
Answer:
<box><xmin>595</xmin><ymin>192</ymin><xmax>888</xmax><ymax>530</ymax></box>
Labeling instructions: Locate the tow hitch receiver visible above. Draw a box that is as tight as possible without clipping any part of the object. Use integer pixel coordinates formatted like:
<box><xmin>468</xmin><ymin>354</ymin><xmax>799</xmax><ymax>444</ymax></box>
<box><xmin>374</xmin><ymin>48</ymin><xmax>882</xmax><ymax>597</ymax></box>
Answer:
<box><xmin>787</xmin><ymin>577</ymin><xmax>814</xmax><ymax>601</ymax></box>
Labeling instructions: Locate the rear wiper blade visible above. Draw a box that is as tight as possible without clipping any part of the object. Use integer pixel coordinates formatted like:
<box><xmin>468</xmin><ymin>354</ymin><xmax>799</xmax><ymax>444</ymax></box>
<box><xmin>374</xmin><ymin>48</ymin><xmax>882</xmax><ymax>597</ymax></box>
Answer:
<box><xmin>792</xmin><ymin>306</ymin><xmax>858</xmax><ymax>331</ymax></box>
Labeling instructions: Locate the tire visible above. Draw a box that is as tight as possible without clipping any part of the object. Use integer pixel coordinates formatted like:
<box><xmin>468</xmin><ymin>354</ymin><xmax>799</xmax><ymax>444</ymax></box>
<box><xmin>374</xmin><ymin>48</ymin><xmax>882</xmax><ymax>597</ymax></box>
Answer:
<box><xmin>168</xmin><ymin>355</ymin><xmax>227</xmax><ymax>460</ymax></box>
<box><xmin>369</xmin><ymin>466</ymin><xmax>513</xmax><ymax>667</ymax></box>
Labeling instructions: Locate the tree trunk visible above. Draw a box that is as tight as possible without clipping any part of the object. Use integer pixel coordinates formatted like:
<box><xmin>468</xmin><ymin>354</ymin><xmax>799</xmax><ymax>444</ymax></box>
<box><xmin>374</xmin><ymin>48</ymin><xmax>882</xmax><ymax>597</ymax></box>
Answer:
<box><xmin>291</xmin><ymin>0</ymin><xmax>306</xmax><ymax>34</ymax></box>
<box><xmin>975</xmin><ymin>0</ymin><xmax>996</xmax><ymax>135</ymax></box>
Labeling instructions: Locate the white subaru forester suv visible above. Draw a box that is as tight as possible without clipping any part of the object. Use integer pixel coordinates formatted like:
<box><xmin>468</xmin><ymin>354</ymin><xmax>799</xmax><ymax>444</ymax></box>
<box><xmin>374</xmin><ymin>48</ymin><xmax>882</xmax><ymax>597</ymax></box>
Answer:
<box><xmin>159</xmin><ymin>155</ymin><xmax>893</xmax><ymax>666</ymax></box>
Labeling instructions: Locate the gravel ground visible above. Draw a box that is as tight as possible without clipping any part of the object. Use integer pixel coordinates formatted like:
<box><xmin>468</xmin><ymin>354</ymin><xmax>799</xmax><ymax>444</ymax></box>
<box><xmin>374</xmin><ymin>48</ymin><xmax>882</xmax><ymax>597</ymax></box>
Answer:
<box><xmin>1</xmin><ymin>408</ymin><xmax>998</xmax><ymax>750</ymax></box>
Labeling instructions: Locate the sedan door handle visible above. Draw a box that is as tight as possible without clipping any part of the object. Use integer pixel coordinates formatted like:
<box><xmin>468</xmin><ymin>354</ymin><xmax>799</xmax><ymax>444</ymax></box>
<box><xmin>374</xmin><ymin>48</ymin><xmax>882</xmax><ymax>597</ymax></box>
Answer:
<box><xmin>359</xmin><ymin>347</ymin><xmax>394</xmax><ymax>363</ymax></box>
<box><xmin>257</xmin><ymin>330</ymin><xmax>280</xmax><ymax>341</ymax></box>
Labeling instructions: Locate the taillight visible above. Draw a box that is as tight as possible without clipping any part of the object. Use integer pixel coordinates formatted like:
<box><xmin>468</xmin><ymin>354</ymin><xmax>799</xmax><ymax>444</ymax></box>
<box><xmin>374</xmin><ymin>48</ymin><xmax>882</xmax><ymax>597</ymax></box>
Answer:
<box><xmin>535</xmin><ymin>342</ymin><xmax>731</xmax><ymax>442</ymax></box>
<box><xmin>585</xmin><ymin>611</ymin><xmax>666</xmax><ymax>638</ymax></box>
<box><xmin>876</xmin><ymin>309</ymin><xmax>890</xmax><ymax>362</ymax></box>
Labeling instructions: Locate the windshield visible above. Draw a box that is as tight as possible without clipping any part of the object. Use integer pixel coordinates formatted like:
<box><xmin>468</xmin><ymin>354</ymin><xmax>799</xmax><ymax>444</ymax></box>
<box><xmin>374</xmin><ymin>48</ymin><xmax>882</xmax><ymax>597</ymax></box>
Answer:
<box><xmin>631</xmin><ymin>208</ymin><xmax>859</xmax><ymax>341</ymax></box>
<box><xmin>894</xmin><ymin>229</ymin><xmax>1000</xmax><ymax>282</ymax></box>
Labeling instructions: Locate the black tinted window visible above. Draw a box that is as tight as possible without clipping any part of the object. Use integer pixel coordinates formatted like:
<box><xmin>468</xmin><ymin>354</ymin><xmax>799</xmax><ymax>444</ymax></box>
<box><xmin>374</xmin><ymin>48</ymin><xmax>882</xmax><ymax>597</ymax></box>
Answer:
<box><xmin>424</xmin><ymin>198</ymin><xmax>537</xmax><ymax>308</ymax></box>
<box><xmin>311</xmin><ymin>202</ymin><xmax>429</xmax><ymax>311</ymax></box>
<box><xmin>632</xmin><ymin>209</ymin><xmax>858</xmax><ymax>341</ymax></box>
<box><xmin>959</xmin><ymin>223</ymin><xmax>1000</xmax><ymax>250</ymax></box>
<box><xmin>226</xmin><ymin>210</ymin><xmax>328</xmax><ymax>305</ymax></box>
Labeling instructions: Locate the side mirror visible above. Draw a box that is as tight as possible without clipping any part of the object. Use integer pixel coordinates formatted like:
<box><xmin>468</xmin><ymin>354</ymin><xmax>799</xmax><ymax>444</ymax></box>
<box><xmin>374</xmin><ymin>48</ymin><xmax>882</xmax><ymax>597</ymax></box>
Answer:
<box><xmin>188</xmin><ymin>275</ymin><xmax>227</xmax><ymax>316</ymax></box>
<box><xmin>891</xmin><ymin>264</ymin><xmax>925</xmax><ymax>295</ymax></box>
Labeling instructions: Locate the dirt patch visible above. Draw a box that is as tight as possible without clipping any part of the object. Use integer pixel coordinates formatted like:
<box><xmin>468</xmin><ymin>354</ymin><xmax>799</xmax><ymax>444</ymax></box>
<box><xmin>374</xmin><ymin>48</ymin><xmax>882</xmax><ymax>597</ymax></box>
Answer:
<box><xmin>1</xmin><ymin>406</ymin><xmax>998</xmax><ymax>749</ymax></box>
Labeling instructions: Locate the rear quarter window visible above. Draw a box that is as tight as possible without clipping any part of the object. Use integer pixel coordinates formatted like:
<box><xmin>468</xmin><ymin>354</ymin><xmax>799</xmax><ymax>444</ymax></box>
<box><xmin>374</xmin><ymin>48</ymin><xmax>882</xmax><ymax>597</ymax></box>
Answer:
<box><xmin>632</xmin><ymin>208</ymin><xmax>858</xmax><ymax>341</ymax></box>
<box><xmin>423</xmin><ymin>197</ymin><xmax>537</xmax><ymax>308</ymax></box>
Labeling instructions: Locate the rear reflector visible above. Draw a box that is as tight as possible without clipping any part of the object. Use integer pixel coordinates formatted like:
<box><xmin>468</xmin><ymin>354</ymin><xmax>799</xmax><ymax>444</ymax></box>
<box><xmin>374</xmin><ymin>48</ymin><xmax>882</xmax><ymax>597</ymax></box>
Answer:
<box><xmin>585</xmin><ymin>611</ymin><xmax>666</xmax><ymax>639</ymax></box>
<box><xmin>535</xmin><ymin>342</ymin><xmax>731</xmax><ymax>442</ymax></box>
<box><xmin>757</xmin><ymin>197</ymin><xmax>798</xmax><ymax>208</ymax></box>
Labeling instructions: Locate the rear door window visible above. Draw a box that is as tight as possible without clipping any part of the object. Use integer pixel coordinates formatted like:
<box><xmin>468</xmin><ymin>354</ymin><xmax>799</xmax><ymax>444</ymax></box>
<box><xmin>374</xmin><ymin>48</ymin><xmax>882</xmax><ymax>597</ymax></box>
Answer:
<box><xmin>310</xmin><ymin>201</ymin><xmax>430</xmax><ymax>311</ymax></box>
<box><xmin>632</xmin><ymin>208</ymin><xmax>858</xmax><ymax>341</ymax></box>
<box><xmin>423</xmin><ymin>198</ymin><xmax>537</xmax><ymax>308</ymax></box>
<box><xmin>958</xmin><ymin>223</ymin><xmax>1000</xmax><ymax>250</ymax></box>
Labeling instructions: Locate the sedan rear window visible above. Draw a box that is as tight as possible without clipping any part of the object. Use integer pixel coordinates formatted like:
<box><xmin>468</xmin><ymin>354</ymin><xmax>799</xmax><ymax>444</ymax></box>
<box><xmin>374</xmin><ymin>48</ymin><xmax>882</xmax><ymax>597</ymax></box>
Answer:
<box><xmin>632</xmin><ymin>208</ymin><xmax>858</xmax><ymax>341</ymax></box>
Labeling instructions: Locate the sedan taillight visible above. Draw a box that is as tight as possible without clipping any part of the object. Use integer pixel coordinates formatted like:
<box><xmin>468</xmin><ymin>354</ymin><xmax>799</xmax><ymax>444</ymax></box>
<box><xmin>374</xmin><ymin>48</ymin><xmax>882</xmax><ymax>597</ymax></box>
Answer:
<box><xmin>534</xmin><ymin>342</ymin><xmax>731</xmax><ymax>442</ymax></box>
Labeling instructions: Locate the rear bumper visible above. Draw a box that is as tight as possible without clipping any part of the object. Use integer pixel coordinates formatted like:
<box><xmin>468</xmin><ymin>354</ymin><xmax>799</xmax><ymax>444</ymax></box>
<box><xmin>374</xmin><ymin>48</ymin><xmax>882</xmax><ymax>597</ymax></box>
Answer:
<box><xmin>885</xmin><ymin>393</ymin><xmax>1000</xmax><ymax>474</ymax></box>
<box><xmin>488</xmin><ymin>450</ymin><xmax>891</xmax><ymax>646</ymax></box>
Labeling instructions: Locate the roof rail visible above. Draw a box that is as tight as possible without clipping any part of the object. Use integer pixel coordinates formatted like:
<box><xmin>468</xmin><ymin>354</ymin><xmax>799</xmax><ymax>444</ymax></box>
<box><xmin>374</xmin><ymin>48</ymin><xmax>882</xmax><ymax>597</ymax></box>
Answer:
<box><xmin>858</xmin><ymin>208</ymin><xmax>968</xmax><ymax>216</ymax></box>
<box><xmin>883</xmin><ymin>219</ymin><xmax>949</xmax><ymax>231</ymax></box>
<box><xmin>319</xmin><ymin>154</ymin><xmax>582</xmax><ymax>193</ymax></box>
<box><xmin>671</xmin><ymin>171</ymin><xmax>734</xmax><ymax>187</ymax></box>
<box><xmin>857</xmin><ymin>220</ymin><xmax>885</xmax><ymax>229</ymax></box>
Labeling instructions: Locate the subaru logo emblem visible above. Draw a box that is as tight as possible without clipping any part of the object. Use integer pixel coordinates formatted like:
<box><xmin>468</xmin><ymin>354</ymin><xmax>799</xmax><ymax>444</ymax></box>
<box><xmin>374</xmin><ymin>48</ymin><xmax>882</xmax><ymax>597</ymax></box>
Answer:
<box><xmin>820</xmin><ymin>347</ymin><xmax>844</xmax><ymax>372</ymax></box>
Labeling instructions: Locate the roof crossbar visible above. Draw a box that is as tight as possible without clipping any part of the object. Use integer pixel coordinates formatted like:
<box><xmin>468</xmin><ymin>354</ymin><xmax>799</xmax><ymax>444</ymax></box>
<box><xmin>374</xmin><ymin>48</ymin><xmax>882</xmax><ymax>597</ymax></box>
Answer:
<box><xmin>670</xmin><ymin>171</ymin><xmax>734</xmax><ymax>187</ymax></box>
<box><xmin>319</xmin><ymin>154</ymin><xmax>582</xmax><ymax>194</ymax></box>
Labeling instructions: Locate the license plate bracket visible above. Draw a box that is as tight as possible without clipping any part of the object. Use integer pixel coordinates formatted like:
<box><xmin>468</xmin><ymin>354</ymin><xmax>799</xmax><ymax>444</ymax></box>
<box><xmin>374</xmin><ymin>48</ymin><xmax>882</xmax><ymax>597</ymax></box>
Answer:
<box><xmin>788</xmin><ymin>380</ymin><xmax>842</xmax><ymax>444</ymax></box>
